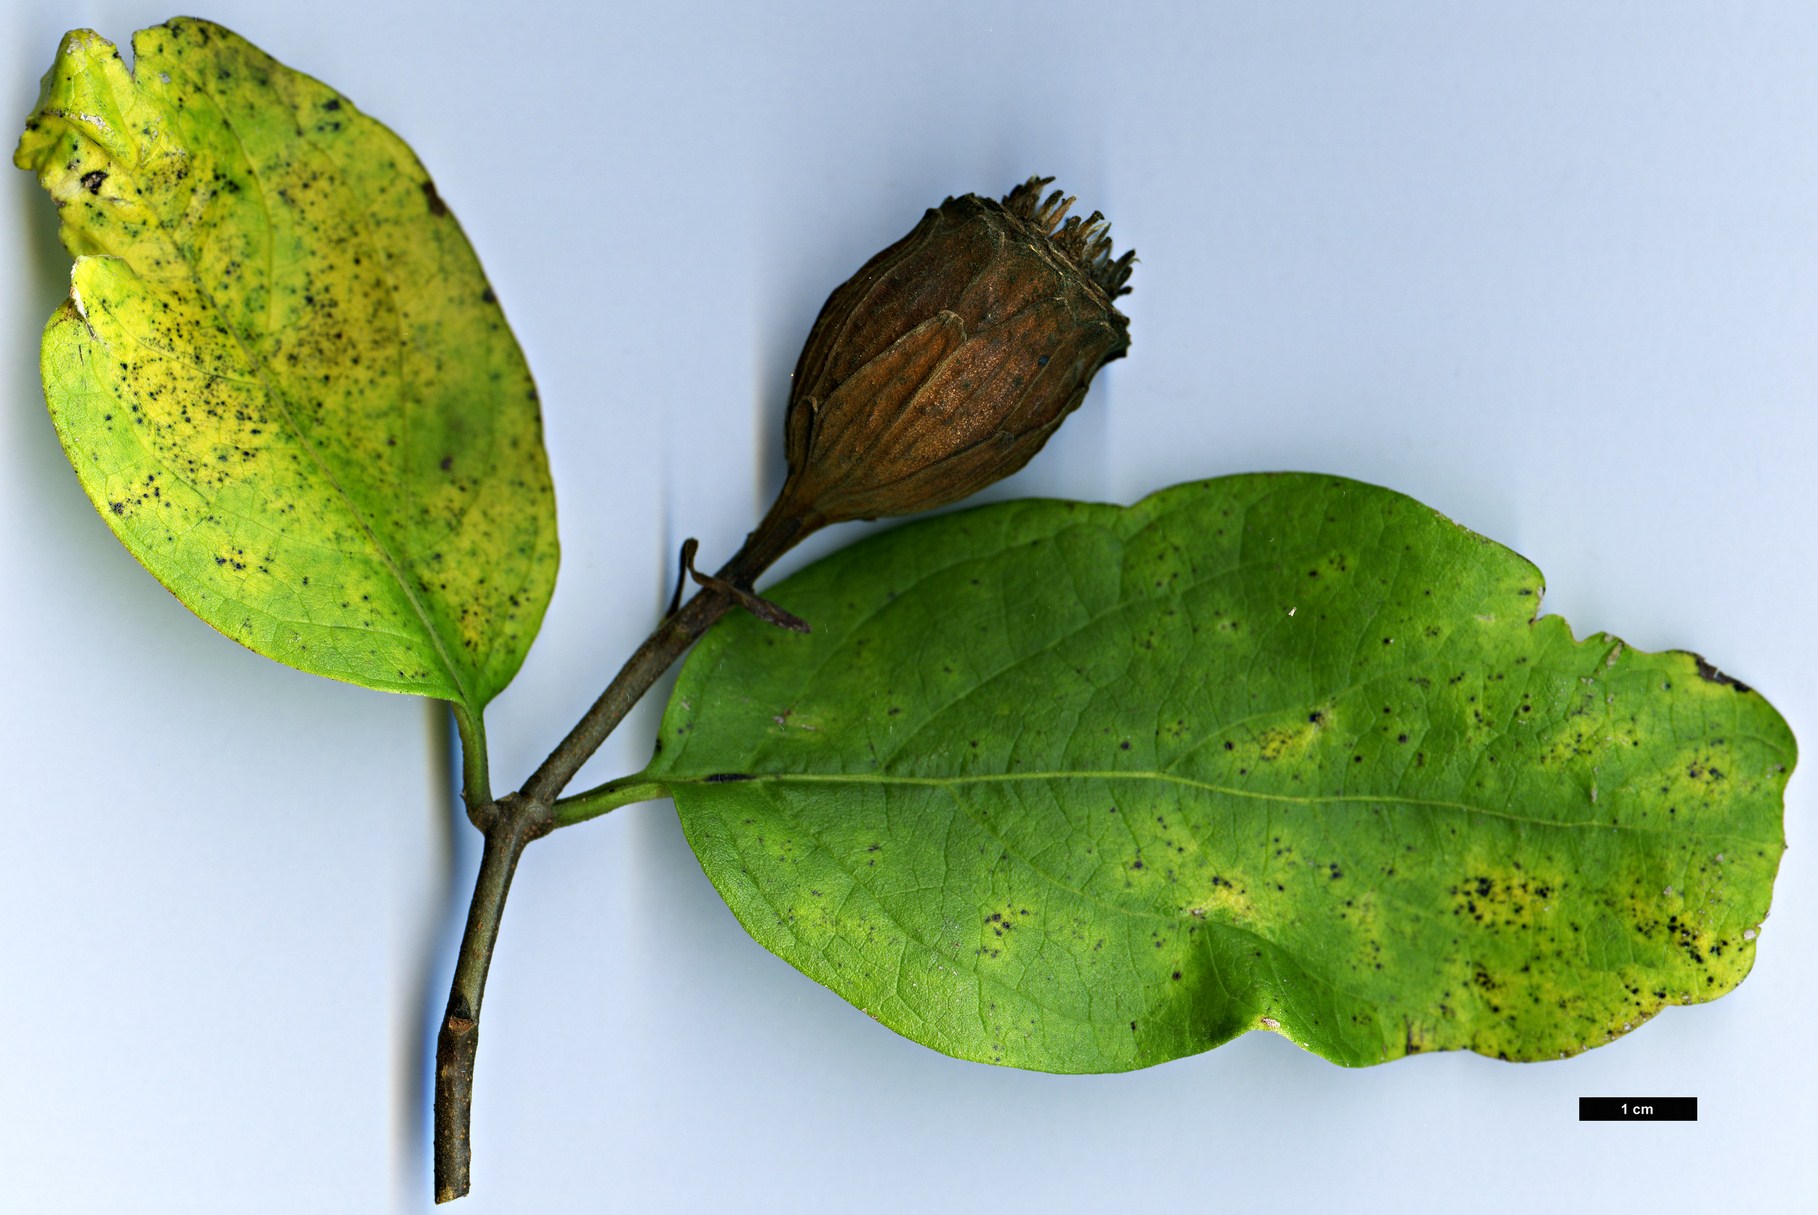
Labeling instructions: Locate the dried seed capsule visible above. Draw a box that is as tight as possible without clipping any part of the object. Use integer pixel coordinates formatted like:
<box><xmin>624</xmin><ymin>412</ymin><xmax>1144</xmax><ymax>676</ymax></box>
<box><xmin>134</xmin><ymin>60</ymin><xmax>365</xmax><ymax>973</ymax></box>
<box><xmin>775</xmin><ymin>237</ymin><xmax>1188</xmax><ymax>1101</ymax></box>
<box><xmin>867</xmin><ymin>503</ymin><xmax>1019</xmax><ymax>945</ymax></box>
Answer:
<box><xmin>763</xmin><ymin>177</ymin><xmax>1134</xmax><ymax>537</ymax></box>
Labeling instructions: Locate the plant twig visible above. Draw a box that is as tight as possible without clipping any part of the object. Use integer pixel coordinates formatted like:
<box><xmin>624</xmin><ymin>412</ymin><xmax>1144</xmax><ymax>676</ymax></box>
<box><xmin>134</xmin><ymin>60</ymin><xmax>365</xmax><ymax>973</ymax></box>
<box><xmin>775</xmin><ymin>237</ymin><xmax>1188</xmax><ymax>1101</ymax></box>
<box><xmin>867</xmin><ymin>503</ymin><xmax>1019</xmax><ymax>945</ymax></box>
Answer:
<box><xmin>433</xmin><ymin>795</ymin><xmax>549</xmax><ymax>1202</ymax></box>
<box><xmin>432</xmin><ymin>511</ymin><xmax>806</xmax><ymax>1202</ymax></box>
<box><xmin>521</xmin><ymin>514</ymin><xmax>803</xmax><ymax>805</ymax></box>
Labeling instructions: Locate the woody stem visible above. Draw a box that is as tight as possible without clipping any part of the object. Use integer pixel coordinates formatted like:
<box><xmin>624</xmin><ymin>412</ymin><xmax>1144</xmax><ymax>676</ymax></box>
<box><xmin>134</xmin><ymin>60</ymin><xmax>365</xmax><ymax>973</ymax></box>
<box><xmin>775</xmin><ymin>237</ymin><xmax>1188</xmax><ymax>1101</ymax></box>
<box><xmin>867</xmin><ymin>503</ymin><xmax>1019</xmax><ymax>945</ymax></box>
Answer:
<box><xmin>432</xmin><ymin>512</ymin><xmax>807</xmax><ymax>1202</ymax></box>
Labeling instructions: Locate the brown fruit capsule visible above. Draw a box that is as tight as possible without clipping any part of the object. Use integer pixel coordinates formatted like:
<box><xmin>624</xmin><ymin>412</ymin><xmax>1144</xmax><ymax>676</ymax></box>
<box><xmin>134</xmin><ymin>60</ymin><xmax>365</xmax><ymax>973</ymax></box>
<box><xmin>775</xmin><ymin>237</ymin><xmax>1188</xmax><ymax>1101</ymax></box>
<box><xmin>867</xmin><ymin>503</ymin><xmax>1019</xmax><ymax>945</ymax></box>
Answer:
<box><xmin>760</xmin><ymin>176</ymin><xmax>1133</xmax><ymax>542</ymax></box>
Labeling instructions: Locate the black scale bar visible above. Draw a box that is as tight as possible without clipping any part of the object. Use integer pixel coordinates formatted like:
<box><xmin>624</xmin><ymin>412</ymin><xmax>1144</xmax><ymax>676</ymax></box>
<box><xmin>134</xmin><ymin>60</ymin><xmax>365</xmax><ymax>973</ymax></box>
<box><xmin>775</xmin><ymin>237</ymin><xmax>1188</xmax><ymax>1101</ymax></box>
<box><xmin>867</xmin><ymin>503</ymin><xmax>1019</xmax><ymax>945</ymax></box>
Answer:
<box><xmin>1578</xmin><ymin>1097</ymin><xmax>1698</xmax><ymax>1121</ymax></box>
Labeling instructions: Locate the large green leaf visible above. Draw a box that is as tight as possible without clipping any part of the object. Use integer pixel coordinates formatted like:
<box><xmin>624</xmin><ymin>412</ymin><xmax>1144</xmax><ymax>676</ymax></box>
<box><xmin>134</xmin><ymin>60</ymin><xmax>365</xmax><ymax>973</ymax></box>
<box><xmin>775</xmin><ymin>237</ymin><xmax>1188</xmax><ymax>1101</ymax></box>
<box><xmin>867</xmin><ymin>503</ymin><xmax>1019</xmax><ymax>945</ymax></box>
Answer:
<box><xmin>15</xmin><ymin>20</ymin><xmax>557</xmax><ymax>713</ymax></box>
<box><xmin>644</xmin><ymin>473</ymin><xmax>1792</xmax><ymax>1071</ymax></box>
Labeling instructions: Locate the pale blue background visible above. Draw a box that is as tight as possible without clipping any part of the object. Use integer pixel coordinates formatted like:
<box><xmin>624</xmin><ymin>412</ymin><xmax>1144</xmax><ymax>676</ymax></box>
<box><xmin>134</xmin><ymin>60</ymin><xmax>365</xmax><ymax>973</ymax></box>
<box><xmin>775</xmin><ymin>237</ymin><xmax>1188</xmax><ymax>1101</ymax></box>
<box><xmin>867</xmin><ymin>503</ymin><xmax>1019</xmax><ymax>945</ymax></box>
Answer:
<box><xmin>4</xmin><ymin>2</ymin><xmax>1815</xmax><ymax>1211</ymax></box>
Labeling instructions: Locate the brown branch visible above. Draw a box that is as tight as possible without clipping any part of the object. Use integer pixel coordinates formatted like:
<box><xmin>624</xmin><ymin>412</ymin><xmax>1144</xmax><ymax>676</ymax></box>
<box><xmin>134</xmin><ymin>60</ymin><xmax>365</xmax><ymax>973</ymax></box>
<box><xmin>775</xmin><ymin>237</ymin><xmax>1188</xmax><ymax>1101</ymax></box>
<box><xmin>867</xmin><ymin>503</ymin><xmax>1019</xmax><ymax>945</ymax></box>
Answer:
<box><xmin>520</xmin><ymin>513</ymin><xmax>803</xmax><ymax>805</ymax></box>
<box><xmin>433</xmin><ymin>795</ymin><xmax>547</xmax><ymax>1202</ymax></box>
<box><xmin>432</xmin><ymin>511</ymin><xmax>808</xmax><ymax>1201</ymax></box>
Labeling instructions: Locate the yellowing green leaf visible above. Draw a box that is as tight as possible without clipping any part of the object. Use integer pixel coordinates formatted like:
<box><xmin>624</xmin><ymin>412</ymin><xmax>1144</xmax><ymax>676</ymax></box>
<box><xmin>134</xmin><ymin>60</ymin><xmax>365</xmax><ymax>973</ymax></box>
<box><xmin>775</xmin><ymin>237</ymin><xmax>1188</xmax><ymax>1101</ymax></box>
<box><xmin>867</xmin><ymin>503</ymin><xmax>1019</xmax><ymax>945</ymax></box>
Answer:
<box><xmin>646</xmin><ymin>474</ymin><xmax>1793</xmax><ymax>1071</ymax></box>
<box><xmin>16</xmin><ymin>20</ymin><xmax>557</xmax><ymax>712</ymax></box>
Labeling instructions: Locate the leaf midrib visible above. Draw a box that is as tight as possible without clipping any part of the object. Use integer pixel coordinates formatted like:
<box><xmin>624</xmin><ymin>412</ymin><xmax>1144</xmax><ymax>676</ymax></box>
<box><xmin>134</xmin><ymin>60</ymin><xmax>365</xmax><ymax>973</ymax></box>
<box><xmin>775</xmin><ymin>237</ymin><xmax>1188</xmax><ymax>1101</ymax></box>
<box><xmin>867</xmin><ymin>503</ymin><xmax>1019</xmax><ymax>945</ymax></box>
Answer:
<box><xmin>665</xmin><ymin>768</ymin><xmax>1767</xmax><ymax>843</ymax></box>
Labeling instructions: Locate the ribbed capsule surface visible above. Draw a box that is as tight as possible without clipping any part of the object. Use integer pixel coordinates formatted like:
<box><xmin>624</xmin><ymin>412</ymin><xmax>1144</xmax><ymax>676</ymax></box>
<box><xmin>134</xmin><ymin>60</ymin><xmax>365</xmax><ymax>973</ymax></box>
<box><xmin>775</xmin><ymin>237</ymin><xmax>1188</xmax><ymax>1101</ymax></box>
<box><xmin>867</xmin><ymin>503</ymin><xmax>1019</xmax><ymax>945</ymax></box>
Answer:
<box><xmin>769</xmin><ymin>177</ymin><xmax>1134</xmax><ymax>529</ymax></box>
